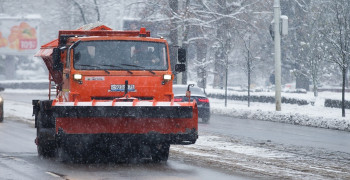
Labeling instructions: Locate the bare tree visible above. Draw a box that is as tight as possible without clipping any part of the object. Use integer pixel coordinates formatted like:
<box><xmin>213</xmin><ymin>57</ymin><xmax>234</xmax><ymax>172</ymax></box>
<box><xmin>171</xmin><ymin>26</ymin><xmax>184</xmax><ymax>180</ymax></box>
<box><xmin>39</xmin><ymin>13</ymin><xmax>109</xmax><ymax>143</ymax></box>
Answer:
<box><xmin>322</xmin><ymin>0</ymin><xmax>350</xmax><ymax>117</ymax></box>
<box><xmin>72</xmin><ymin>0</ymin><xmax>88</xmax><ymax>24</ymax></box>
<box><xmin>94</xmin><ymin>0</ymin><xmax>101</xmax><ymax>21</ymax></box>
<box><xmin>281</xmin><ymin>0</ymin><xmax>312</xmax><ymax>90</ymax></box>
<box><xmin>293</xmin><ymin>1</ymin><xmax>328</xmax><ymax>97</ymax></box>
<box><xmin>238</xmin><ymin>35</ymin><xmax>255</xmax><ymax>107</ymax></box>
<box><xmin>58</xmin><ymin>0</ymin><xmax>104</xmax><ymax>27</ymax></box>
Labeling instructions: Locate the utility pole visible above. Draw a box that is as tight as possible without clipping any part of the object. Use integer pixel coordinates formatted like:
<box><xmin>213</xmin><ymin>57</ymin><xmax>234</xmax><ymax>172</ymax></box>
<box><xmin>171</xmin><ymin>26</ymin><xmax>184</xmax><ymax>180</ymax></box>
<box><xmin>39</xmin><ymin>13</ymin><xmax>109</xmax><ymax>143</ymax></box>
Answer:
<box><xmin>247</xmin><ymin>40</ymin><xmax>251</xmax><ymax>107</ymax></box>
<box><xmin>225</xmin><ymin>56</ymin><xmax>228</xmax><ymax>107</ymax></box>
<box><xmin>274</xmin><ymin>0</ymin><xmax>282</xmax><ymax>111</ymax></box>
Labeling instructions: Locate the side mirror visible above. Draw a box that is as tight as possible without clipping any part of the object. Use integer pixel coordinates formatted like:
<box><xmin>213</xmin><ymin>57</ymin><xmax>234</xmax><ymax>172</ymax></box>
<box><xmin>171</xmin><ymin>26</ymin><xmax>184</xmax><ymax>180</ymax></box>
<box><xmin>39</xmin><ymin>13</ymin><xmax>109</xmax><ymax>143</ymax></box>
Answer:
<box><xmin>186</xmin><ymin>84</ymin><xmax>194</xmax><ymax>102</ymax></box>
<box><xmin>178</xmin><ymin>48</ymin><xmax>186</xmax><ymax>63</ymax></box>
<box><xmin>175</xmin><ymin>64</ymin><xmax>186</xmax><ymax>72</ymax></box>
<box><xmin>74</xmin><ymin>52</ymin><xmax>81</xmax><ymax>61</ymax></box>
<box><xmin>53</xmin><ymin>48</ymin><xmax>63</xmax><ymax>71</ymax></box>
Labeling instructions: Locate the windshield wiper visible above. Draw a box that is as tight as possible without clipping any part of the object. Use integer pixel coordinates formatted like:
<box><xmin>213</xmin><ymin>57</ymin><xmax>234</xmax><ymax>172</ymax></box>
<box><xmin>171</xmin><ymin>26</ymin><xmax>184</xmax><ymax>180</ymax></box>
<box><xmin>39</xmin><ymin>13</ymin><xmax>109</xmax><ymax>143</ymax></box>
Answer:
<box><xmin>147</xmin><ymin>70</ymin><xmax>156</xmax><ymax>75</ymax></box>
<box><xmin>77</xmin><ymin>64</ymin><xmax>110</xmax><ymax>74</ymax></box>
<box><xmin>99</xmin><ymin>64</ymin><xmax>133</xmax><ymax>74</ymax></box>
<box><xmin>120</xmin><ymin>63</ymin><xmax>144</xmax><ymax>68</ymax></box>
<box><xmin>120</xmin><ymin>64</ymin><xmax>155</xmax><ymax>75</ymax></box>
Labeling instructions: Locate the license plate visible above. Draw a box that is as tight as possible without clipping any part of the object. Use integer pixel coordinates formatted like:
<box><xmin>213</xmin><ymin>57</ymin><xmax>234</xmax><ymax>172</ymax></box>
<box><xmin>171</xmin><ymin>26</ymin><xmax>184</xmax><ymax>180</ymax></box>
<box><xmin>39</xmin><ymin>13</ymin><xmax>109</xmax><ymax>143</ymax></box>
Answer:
<box><xmin>110</xmin><ymin>84</ymin><xmax>135</xmax><ymax>92</ymax></box>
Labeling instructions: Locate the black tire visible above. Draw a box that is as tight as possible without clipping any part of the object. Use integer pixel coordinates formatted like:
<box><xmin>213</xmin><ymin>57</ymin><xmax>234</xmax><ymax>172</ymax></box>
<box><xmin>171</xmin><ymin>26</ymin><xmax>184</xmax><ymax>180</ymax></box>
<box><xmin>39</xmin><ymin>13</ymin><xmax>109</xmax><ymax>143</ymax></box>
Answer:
<box><xmin>56</xmin><ymin>142</ymin><xmax>75</xmax><ymax>163</ymax></box>
<box><xmin>0</xmin><ymin>102</ymin><xmax>3</xmax><ymax>123</ymax></box>
<box><xmin>56</xmin><ymin>145</ymin><xmax>70</xmax><ymax>163</ymax></box>
<box><xmin>36</xmin><ymin>111</ymin><xmax>56</xmax><ymax>158</ymax></box>
<box><xmin>37</xmin><ymin>128</ymin><xmax>56</xmax><ymax>157</ymax></box>
<box><xmin>202</xmin><ymin>115</ymin><xmax>210</xmax><ymax>123</ymax></box>
<box><xmin>151</xmin><ymin>143</ymin><xmax>170</xmax><ymax>163</ymax></box>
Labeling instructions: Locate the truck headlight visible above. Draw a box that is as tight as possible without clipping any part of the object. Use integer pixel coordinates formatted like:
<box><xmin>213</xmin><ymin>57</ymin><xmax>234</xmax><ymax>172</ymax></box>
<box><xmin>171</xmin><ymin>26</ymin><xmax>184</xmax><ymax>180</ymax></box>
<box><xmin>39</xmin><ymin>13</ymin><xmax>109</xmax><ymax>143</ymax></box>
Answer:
<box><xmin>0</xmin><ymin>96</ymin><xmax>2</xmax><ymax>103</ymax></box>
<box><xmin>74</xmin><ymin>74</ymin><xmax>82</xmax><ymax>80</ymax></box>
<box><xmin>163</xmin><ymin>74</ymin><xmax>172</xmax><ymax>81</ymax></box>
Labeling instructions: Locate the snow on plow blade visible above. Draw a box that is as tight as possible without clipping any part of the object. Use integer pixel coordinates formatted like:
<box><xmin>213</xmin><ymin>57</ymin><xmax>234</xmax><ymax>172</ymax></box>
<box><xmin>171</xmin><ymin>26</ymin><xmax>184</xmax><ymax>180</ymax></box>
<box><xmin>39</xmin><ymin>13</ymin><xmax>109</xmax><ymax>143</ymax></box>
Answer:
<box><xmin>52</xmin><ymin>100</ymin><xmax>198</xmax><ymax>144</ymax></box>
<box><xmin>53</xmin><ymin>103</ymin><xmax>193</xmax><ymax>118</ymax></box>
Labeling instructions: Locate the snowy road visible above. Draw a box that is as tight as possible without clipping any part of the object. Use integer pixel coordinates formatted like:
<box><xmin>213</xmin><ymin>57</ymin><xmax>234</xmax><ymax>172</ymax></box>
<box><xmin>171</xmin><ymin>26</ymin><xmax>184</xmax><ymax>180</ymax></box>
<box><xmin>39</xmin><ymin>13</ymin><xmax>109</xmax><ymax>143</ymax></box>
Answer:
<box><xmin>0</xmin><ymin>119</ymin><xmax>248</xmax><ymax>180</ymax></box>
<box><xmin>201</xmin><ymin>114</ymin><xmax>350</xmax><ymax>153</ymax></box>
<box><xmin>171</xmin><ymin>116</ymin><xmax>350</xmax><ymax>179</ymax></box>
<box><xmin>0</xmin><ymin>91</ymin><xmax>250</xmax><ymax>180</ymax></box>
<box><xmin>1</xmin><ymin>90</ymin><xmax>350</xmax><ymax>179</ymax></box>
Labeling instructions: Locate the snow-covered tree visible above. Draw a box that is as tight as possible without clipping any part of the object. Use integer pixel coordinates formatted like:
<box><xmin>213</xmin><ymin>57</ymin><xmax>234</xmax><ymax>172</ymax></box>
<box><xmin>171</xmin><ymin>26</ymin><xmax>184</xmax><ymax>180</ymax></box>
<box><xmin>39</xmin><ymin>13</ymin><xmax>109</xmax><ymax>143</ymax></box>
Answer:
<box><xmin>292</xmin><ymin>0</ymin><xmax>329</xmax><ymax>97</ymax></box>
<box><xmin>139</xmin><ymin>0</ymin><xmax>272</xmax><ymax>90</ymax></box>
<box><xmin>281</xmin><ymin>0</ymin><xmax>312</xmax><ymax>90</ymax></box>
<box><xmin>321</xmin><ymin>0</ymin><xmax>350</xmax><ymax>117</ymax></box>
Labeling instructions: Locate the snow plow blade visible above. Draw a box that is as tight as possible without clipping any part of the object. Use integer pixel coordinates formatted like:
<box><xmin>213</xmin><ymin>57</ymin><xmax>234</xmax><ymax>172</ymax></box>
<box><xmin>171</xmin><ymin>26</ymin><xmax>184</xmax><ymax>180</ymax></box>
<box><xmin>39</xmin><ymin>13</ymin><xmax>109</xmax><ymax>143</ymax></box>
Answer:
<box><xmin>52</xmin><ymin>101</ymin><xmax>198</xmax><ymax>145</ymax></box>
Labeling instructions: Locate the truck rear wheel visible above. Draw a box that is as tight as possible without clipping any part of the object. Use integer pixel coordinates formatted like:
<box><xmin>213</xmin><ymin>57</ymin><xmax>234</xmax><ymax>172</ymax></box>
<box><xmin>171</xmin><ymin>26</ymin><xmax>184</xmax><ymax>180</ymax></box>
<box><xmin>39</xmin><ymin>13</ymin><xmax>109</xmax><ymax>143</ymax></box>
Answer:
<box><xmin>151</xmin><ymin>143</ymin><xmax>170</xmax><ymax>162</ymax></box>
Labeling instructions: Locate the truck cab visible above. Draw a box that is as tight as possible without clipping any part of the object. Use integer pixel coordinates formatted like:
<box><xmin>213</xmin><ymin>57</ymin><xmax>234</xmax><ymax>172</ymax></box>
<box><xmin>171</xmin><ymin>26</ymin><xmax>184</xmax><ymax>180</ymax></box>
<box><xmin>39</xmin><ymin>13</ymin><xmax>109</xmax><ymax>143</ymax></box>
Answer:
<box><xmin>59</xmin><ymin>36</ymin><xmax>174</xmax><ymax>102</ymax></box>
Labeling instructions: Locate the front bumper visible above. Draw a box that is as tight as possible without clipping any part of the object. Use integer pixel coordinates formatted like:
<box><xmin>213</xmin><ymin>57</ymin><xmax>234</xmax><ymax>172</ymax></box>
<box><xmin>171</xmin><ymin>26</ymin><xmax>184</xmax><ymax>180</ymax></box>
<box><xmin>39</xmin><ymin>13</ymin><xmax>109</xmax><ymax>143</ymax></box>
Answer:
<box><xmin>50</xmin><ymin>101</ymin><xmax>198</xmax><ymax>144</ymax></box>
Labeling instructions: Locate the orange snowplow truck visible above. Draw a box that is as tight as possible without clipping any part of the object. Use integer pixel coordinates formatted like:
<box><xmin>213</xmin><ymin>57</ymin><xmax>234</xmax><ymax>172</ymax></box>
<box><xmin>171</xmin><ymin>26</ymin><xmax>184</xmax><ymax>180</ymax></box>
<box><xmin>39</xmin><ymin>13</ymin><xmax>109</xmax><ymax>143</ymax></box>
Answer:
<box><xmin>32</xmin><ymin>24</ymin><xmax>198</xmax><ymax>162</ymax></box>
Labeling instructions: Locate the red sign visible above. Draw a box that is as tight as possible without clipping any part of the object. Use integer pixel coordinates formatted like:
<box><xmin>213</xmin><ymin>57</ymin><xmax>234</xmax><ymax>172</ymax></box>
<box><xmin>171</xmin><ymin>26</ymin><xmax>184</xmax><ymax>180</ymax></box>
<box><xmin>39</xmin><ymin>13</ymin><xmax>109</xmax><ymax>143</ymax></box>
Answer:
<box><xmin>20</xmin><ymin>39</ymin><xmax>37</xmax><ymax>50</ymax></box>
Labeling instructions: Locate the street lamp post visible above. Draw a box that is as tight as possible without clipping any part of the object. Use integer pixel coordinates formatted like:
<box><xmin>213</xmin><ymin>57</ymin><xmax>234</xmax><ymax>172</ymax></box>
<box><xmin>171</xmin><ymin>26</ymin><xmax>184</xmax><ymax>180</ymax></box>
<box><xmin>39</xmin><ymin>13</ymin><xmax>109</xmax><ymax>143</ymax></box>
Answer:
<box><xmin>274</xmin><ymin>0</ymin><xmax>282</xmax><ymax>111</ymax></box>
<box><xmin>225</xmin><ymin>55</ymin><xmax>228</xmax><ymax>107</ymax></box>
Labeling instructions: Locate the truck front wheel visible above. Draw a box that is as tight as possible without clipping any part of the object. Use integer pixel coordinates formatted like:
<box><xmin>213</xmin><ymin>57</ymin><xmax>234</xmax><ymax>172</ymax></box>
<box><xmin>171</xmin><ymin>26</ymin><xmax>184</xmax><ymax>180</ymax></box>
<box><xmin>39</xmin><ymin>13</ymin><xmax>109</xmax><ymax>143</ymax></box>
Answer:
<box><xmin>37</xmin><ymin>128</ymin><xmax>56</xmax><ymax>157</ymax></box>
<box><xmin>0</xmin><ymin>101</ymin><xmax>3</xmax><ymax>122</ymax></box>
<box><xmin>36</xmin><ymin>111</ymin><xmax>56</xmax><ymax>158</ymax></box>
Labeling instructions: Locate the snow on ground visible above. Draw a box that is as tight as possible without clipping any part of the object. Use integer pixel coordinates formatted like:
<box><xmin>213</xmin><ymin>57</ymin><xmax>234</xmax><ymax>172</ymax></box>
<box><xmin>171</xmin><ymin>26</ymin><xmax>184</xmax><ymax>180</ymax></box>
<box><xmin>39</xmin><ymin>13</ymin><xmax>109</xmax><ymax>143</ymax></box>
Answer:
<box><xmin>2</xmin><ymin>89</ymin><xmax>49</xmax><ymax>94</ymax></box>
<box><xmin>2</xmin><ymin>89</ymin><xmax>49</xmax><ymax>123</ymax></box>
<box><xmin>5</xmin><ymin>100</ymin><xmax>34</xmax><ymax>121</ymax></box>
<box><xmin>2</xmin><ymin>89</ymin><xmax>350</xmax><ymax>179</ymax></box>
<box><xmin>208</xmin><ymin>90</ymin><xmax>350</xmax><ymax>131</ymax></box>
<box><xmin>171</xmin><ymin>132</ymin><xmax>350</xmax><ymax>179</ymax></box>
<box><xmin>0</xmin><ymin>79</ymin><xmax>49</xmax><ymax>84</ymax></box>
<box><xmin>206</xmin><ymin>87</ymin><xmax>346</xmax><ymax>101</ymax></box>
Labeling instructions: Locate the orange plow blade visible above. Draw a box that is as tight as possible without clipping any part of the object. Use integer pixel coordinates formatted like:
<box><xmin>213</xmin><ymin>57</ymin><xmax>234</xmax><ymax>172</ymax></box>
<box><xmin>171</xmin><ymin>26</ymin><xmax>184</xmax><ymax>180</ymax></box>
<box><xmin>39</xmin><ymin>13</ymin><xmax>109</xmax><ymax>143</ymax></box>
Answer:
<box><xmin>52</xmin><ymin>101</ymin><xmax>198</xmax><ymax>144</ymax></box>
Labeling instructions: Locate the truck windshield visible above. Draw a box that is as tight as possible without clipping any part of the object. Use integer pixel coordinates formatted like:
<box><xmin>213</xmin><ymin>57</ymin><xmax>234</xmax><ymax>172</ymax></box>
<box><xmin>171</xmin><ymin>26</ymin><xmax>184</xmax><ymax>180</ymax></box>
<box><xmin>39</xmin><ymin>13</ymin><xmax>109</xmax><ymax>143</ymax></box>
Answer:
<box><xmin>73</xmin><ymin>41</ymin><xmax>168</xmax><ymax>71</ymax></box>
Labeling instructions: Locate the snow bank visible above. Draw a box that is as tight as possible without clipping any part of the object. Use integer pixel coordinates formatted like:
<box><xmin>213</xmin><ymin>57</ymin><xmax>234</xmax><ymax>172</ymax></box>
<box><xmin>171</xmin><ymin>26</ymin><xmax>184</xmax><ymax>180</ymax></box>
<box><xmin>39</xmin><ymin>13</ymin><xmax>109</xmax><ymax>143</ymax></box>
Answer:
<box><xmin>210</xmin><ymin>94</ymin><xmax>350</xmax><ymax>132</ymax></box>
<box><xmin>3</xmin><ymin>100</ymin><xmax>35</xmax><ymax>124</ymax></box>
<box><xmin>212</xmin><ymin>106</ymin><xmax>350</xmax><ymax>131</ymax></box>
